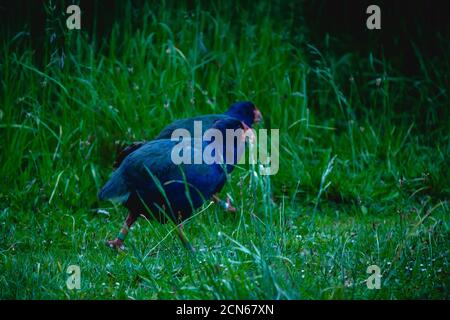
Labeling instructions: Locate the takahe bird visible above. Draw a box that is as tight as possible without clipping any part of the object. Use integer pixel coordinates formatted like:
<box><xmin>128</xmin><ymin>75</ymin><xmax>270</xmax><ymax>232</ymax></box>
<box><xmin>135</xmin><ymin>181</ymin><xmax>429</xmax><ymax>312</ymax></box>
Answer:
<box><xmin>112</xmin><ymin>101</ymin><xmax>262</xmax><ymax>211</ymax></box>
<box><xmin>98</xmin><ymin>118</ymin><xmax>252</xmax><ymax>251</ymax></box>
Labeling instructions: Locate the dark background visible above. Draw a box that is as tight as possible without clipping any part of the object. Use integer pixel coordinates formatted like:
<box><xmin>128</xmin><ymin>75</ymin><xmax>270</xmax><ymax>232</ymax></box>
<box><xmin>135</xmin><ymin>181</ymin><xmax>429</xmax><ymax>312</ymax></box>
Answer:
<box><xmin>1</xmin><ymin>0</ymin><xmax>449</xmax><ymax>75</ymax></box>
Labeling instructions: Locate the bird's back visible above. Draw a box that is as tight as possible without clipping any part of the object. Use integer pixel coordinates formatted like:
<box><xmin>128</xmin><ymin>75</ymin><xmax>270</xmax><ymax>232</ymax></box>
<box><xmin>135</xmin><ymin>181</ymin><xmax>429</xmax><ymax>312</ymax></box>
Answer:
<box><xmin>155</xmin><ymin>114</ymin><xmax>230</xmax><ymax>139</ymax></box>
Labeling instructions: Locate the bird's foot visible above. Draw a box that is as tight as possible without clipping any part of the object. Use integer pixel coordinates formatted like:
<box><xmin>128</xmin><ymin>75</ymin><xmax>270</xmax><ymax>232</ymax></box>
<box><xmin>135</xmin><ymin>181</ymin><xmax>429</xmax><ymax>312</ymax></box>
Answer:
<box><xmin>212</xmin><ymin>194</ymin><xmax>237</xmax><ymax>213</ymax></box>
<box><xmin>221</xmin><ymin>196</ymin><xmax>237</xmax><ymax>213</ymax></box>
<box><xmin>107</xmin><ymin>238</ymin><xmax>125</xmax><ymax>251</ymax></box>
<box><xmin>186</xmin><ymin>243</ymin><xmax>196</xmax><ymax>253</ymax></box>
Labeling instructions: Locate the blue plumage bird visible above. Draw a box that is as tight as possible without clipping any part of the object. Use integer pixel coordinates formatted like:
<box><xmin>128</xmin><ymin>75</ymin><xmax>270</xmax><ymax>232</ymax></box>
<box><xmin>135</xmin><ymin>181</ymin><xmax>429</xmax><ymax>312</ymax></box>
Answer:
<box><xmin>99</xmin><ymin>118</ymin><xmax>251</xmax><ymax>251</ymax></box>
<box><xmin>113</xmin><ymin>101</ymin><xmax>261</xmax><ymax>166</ymax></box>
<box><xmin>112</xmin><ymin>101</ymin><xmax>262</xmax><ymax>212</ymax></box>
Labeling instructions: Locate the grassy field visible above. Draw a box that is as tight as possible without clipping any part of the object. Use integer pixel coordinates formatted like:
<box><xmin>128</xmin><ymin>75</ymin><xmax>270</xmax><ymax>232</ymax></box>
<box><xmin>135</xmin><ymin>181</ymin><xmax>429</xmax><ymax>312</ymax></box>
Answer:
<box><xmin>0</xmin><ymin>1</ymin><xmax>448</xmax><ymax>299</ymax></box>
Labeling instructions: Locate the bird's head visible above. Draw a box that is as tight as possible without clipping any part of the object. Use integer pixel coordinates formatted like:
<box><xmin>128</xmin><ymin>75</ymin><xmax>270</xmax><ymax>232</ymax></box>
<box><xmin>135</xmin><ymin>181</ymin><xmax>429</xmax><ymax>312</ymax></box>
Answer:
<box><xmin>212</xmin><ymin>118</ymin><xmax>255</xmax><ymax>143</ymax></box>
<box><xmin>225</xmin><ymin>101</ymin><xmax>263</xmax><ymax>127</ymax></box>
<box><xmin>210</xmin><ymin>118</ymin><xmax>255</xmax><ymax>170</ymax></box>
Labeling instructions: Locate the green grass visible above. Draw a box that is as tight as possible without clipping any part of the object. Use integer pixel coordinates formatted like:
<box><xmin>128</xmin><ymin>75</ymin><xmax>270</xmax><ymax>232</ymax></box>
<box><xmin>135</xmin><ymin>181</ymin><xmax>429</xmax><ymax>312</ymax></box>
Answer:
<box><xmin>0</xmin><ymin>1</ymin><xmax>448</xmax><ymax>299</ymax></box>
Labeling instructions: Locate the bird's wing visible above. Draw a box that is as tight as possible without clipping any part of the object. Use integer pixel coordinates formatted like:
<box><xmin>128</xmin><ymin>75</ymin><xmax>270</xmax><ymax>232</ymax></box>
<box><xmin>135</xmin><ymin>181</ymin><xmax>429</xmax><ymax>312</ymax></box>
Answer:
<box><xmin>111</xmin><ymin>114</ymin><xmax>229</xmax><ymax>168</ymax></box>
<box><xmin>121</xmin><ymin>140</ymin><xmax>180</xmax><ymax>188</ymax></box>
<box><xmin>122</xmin><ymin>139</ymin><xmax>225</xmax><ymax>204</ymax></box>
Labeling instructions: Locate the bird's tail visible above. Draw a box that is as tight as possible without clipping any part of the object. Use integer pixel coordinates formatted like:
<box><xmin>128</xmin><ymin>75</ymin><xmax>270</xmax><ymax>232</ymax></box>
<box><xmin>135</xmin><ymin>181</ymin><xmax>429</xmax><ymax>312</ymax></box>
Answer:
<box><xmin>98</xmin><ymin>170</ymin><xmax>130</xmax><ymax>203</ymax></box>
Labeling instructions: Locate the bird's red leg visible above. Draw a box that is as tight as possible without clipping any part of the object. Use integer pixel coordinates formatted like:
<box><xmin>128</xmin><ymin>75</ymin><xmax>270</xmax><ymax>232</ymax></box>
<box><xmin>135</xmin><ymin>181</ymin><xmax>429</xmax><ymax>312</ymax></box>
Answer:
<box><xmin>107</xmin><ymin>212</ymin><xmax>138</xmax><ymax>250</ymax></box>
<box><xmin>212</xmin><ymin>194</ymin><xmax>236</xmax><ymax>213</ymax></box>
<box><xmin>176</xmin><ymin>223</ymin><xmax>196</xmax><ymax>253</ymax></box>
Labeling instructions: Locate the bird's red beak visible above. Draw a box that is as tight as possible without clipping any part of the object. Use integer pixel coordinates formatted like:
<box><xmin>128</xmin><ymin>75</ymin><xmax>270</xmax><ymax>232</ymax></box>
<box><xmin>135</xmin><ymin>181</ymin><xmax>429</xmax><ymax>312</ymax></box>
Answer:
<box><xmin>253</xmin><ymin>107</ymin><xmax>263</xmax><ymax>123</ymax></box>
